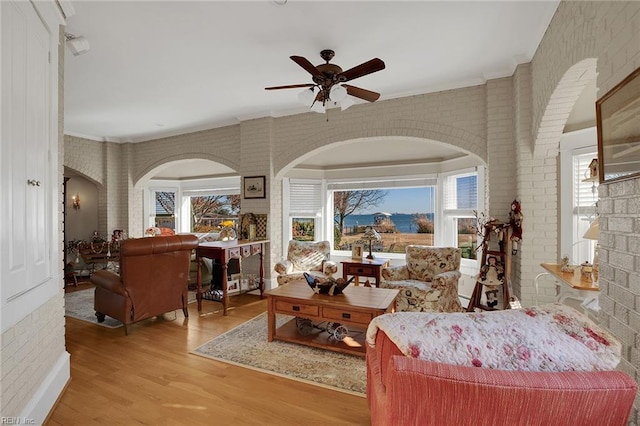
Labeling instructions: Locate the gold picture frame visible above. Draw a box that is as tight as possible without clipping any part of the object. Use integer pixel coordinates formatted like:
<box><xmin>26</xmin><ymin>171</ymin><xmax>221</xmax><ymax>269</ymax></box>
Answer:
<box><xmin>352</xmin><ymin>244</ymin><xmax>364</xmax><ymax>260</ymax></box>
<box><xmin>596</xmin><ymin>66</ymin><xmax>640</xmax><ymax>183</ymax></box>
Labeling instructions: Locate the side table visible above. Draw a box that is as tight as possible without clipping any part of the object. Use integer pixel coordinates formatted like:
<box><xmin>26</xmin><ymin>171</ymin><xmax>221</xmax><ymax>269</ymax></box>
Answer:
<box><xmin>342</xmin><ymin>258</ymin><xmax>389</xmax><ymax>287</ymax></box>
<box><xmin>537</xmin><ymin>263</ymin><xmax>600</xmax><ymax>316</ymax></box>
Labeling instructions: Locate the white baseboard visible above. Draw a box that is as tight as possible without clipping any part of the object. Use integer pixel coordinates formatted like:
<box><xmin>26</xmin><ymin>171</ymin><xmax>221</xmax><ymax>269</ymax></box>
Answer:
<box><xmin>19</xmin><ymin>351</ymin><xmax>70</xmax><ymax>425</ymax></box>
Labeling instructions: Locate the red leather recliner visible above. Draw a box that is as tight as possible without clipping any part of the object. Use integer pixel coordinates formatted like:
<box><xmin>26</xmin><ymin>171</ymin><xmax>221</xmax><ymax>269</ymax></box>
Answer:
<box><xmin>91</xmin><ymin>235</ymin><xmax>199</xmax><ymax>334</ymax></box>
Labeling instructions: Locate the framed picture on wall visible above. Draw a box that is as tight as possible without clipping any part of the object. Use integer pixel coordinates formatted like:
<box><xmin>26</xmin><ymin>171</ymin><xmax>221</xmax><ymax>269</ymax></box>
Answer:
<box><xmin>596</xmin><ymin>65</ymin><xmax>640</xmax><ymax>183</ymax></box>
<box><xmin>243</xmin><ymin>176</ymin><xmax>266</xmax><ymax>199</ymax></box>
<box><xmin>352</xmin><ymin>244</ymin><xmax>364</xmax><ymax>260</ymax></box>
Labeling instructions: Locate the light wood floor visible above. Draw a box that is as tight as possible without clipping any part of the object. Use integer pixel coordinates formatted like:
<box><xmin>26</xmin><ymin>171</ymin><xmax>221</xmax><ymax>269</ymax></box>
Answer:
<box><xmin>48</xmin><ymin>283</ymin><xmax>371</xmax><ymax>425</ymax></box>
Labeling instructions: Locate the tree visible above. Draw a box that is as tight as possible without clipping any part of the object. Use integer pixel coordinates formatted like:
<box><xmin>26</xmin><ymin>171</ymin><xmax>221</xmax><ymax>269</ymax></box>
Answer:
<box><xmin>412</xmin><ymin>213</ymin><xmax>434</xmax><ymax>234</ymax></box>
<box><xmin>334</xmin><ymin>190</ymin><xmax>388</xmax><ymax>243</ymax></box>
<box><xmin>191</xmin><ymin>195</ymin><xmax>241</xmax><ymax>231</ymax></box>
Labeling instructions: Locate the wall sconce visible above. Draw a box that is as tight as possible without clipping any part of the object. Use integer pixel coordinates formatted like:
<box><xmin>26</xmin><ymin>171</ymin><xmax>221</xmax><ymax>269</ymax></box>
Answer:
<box><xmin>72</xmin><ymin>193</ymin><xmax>80</xmax><ymax>210</ymax></box>
<box><xmin>64</xmin><ymin>32</ymin><xmax>90</xmax><ymax>56</ymax></box>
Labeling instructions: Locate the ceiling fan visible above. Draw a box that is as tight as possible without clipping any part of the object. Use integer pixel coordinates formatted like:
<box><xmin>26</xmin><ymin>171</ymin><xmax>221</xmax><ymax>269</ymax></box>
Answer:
<box><xmin>265</xmin><ymin>49</ymin><xmax>385</xmax><ymax>110</ymax></box>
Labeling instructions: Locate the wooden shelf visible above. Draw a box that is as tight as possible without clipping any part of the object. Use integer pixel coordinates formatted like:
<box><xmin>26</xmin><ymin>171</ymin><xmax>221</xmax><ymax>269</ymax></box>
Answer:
<box><xmin>273</xmin><ymin>319</ymin><xmax>366</xmax><ymax>357</ymax></box>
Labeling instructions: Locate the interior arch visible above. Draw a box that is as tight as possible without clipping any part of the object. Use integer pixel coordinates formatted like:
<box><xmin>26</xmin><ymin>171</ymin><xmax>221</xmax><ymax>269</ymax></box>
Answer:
<box><xmin>533</xmin><ymin>58</ymin><xmax>598</xmax><ymax>157</ymax></box>
<box><xmin>277</xmin><ymin>136</ymin><xmax>485</xmax><ymax>180</ymax></box>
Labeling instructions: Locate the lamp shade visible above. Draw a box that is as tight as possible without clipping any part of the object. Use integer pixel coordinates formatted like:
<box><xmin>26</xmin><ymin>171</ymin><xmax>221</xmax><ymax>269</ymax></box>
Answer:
<box><xmin>330</xmin><ymin>84</ymin><xmax>347</xmax><ymax>102</ymax></box>
<box><xmin>298</xmin><ymin>87</ymin><xmax>316</xmax><ymax>105</ymax></box>
<box><xmin>583</xmin><ymin>218</ymin><xmax>599</xmax><ymax>240</ymax></box>
<box><xmin>363</xmin><ymin>226</ymin><xmax>381</xmax><ymax>242</ymax></box>
<box><xmin>310</xmin><ymin>101</ymin><xmax>325</xmax><ymax>114</ymax></box>
<box><xmin>65</xmin><ymin>35</ymin><xmax>90</xmax><ymax>56</ymax></box>
<box><xmin>340</xmin><ymin>96</ymin><xmax>355</xmax><ymax>111</ymax></box>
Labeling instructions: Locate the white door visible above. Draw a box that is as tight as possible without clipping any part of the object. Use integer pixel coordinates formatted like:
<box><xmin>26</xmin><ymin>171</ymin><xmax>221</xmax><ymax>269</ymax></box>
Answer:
<box><xmin>1</xmin><ymin>0</ymin><xmax>56</xmax><ymax>323</ymax></box>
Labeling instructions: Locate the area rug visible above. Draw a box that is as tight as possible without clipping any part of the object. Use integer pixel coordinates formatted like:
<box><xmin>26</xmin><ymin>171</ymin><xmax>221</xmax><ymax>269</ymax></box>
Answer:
<box><xmin>191</xmin><ymin>312</ymin><xmax>366</xmax><ymax>396</ymax></box>
<box><xmin>64</xmin><ymin>288</ymin><xmax>197</xmax><ymax>329</ymax></box>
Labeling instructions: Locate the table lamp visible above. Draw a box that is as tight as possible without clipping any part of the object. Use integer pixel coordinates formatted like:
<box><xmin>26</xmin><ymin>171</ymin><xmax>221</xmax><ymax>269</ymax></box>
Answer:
<box><xmin>363</xmin><ymin>226</ymin><xmax>381</xmax><ymax>260</ymax></box>
<box><xmin>583</xmin><ymin>218</ymin><xmax>599</xmax><ymax>280</ymax></box>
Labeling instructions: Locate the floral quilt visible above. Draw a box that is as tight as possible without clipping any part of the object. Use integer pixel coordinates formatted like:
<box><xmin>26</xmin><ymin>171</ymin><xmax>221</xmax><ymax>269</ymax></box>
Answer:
<box><xmin>366</xmin><ymin>303</ymin><xmax>621</xmax><ymax>372</ymax></box>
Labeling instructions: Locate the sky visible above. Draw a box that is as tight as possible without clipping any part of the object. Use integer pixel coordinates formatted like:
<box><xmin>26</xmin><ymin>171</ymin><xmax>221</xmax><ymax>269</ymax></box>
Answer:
<box><xmin>359</xmin><ymin>187</ymin><xmax>435</xmax><ymax>214</ymax></box>
<box><xmin>355</xmin><ymin>175</ymin><xmax>477</xmax><ymax>214</ymax></box>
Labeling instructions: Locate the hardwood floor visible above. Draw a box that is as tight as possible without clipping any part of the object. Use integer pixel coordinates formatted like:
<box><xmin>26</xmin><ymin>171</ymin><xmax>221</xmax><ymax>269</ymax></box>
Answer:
<box><xmin>48</xmin><ymin>287</ymin><xmax>371</xmax><ymax>425</ymax></box>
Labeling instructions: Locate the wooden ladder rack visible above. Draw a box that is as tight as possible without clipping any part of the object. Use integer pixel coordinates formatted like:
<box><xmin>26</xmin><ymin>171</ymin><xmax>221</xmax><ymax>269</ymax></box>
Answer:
<box><xmin>467</xmin><ymin>222</ymin><xmax>512</xmax><ymax>312</ymax></box>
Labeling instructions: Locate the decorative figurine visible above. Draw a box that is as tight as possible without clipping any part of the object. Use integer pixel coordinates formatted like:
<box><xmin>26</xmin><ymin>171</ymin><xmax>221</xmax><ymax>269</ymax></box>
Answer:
<box><xmin>477</xmin><ymin>255</ymin><xmax>505</xmax><ymax>309</ymax></box>
<box><xmin>580</xmin><ymin>261</ymin><xmax>593</xmax><ymax>283</ymax></box>
<box><xmin>304</xmin><ymin>272</ymin><xmax>354</xmax><ymax>296</ymax></box>
<box><xmin>509</xmin><ymin>200</ymin><xmax>524</xmax><ymax>255</ymax></box>
<box><xmin>560</xmin><ymin>254</ymin><xmax>572</xmax><ymax>272</ymax></box>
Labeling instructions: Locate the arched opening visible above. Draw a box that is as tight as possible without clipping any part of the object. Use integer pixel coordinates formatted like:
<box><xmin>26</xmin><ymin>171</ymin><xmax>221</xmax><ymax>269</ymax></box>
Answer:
<box><xmin>525</xmin><ymin>59</ymin><xmax>599</xmax><ymax>308</ymax></box>
<box><xmin>63</xmin><ymin>167</ymin><xmax>102</xmax><ymax>245</ymax></box>
<box><xmin>137</xmin><ymin>158</ymin><xmax>241</xmax><ymax>236</ymax></box>
<box><xmin>276</xmin><ymin>136</ymin><xmax>485</xmax><ymax>301</ymax></box>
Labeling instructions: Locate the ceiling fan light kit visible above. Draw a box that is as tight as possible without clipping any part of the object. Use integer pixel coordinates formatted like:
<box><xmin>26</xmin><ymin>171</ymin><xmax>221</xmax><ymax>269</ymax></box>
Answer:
<box><xmin>266</xmin><ymin>49</ymin><xmax>385</xmax><ymax>113</ymax></box>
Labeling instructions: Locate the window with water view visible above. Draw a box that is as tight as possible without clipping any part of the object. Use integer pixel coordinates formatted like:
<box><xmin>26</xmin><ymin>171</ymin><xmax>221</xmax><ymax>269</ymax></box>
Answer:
<box><xmin>333</xmin><ymin>187</ymin><xmax>436</xmax><ymax>255</ymax></box>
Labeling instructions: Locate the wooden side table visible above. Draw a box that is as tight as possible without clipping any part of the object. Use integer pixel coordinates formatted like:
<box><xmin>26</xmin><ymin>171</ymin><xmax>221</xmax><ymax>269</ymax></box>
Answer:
<box><xmin>341</xmin><ymin>258</ymin><xmax>389</xmax><ymax>287</ymax></box>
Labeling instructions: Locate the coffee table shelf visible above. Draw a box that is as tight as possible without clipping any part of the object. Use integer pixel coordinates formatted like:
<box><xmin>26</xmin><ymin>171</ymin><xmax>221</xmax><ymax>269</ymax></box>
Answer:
<box><xmin>274</xmin><ymin>319</ymin><xmax>367</xmax><ymax>356</ymax></box>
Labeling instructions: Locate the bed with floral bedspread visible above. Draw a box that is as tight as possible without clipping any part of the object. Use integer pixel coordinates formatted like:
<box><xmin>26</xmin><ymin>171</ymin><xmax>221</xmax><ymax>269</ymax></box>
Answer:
<box><xmin>366</xmin><ymin>303</ymin><xmax>620</xmax><ymax>372</ymax></box>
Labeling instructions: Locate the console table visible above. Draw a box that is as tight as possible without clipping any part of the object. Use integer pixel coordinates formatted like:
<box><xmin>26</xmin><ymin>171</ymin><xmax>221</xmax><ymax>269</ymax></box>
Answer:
<box><xmin>196</xmin><ymin>239</ymin><xmax>268</xmax><ymax>315</ymax></box>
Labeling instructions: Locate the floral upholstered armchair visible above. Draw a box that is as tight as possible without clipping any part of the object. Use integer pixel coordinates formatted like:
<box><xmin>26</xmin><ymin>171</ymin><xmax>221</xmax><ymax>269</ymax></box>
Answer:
<box><xmin>274</xmin><ymin>240</ymin><xmax>338</xmax><ymax>286</ymax></box>
<box><xmin>380</xmin><ymin>245</ymin><xmax>463</xmax><ymax>312</ymax></box>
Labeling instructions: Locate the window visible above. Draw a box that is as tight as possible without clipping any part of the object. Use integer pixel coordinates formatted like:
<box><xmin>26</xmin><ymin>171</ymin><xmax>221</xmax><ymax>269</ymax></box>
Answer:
<box><xmin>285</xmin><ymin>179</ymin><xmax>323</xmax><ymax>243</ymax></box>
<box><xmin>282</xmin><ymin>170</ymin><xmax>483</xmax><ymax>268</ymax></box>
<box><xmin>189</xmin><ymin>194</ymin><xmax>240</xmax><ymax>232</ymax></box>
<box><xmin>292</xmin><ymin>218</ymin><xmax>315</xmax><ymax>241</ymax></box>
<box><xmin>146</xmin><ymin>176</ymin><xmax>241</xmax><ymax>234</ymax></box>
<box><xmin>328</xmin><ymin>177</ymin><xmax>437</xmax><ymax>257</ymax></box>
<box><xmin>152</xmin><ymin>189</ymin><xmax>177</xmax><ymax>230</ymax></box>
<box><xmin>559</xmin><ymin>128</ymin><xmax>598</xmax><ymax>265</ymax></box>
<box><xmin>569</xmin><ymin>152</ymin><xmax>598</xmax><ymax>263</ymax></box>
<box><xmin>441</xmin><ymin>170</ymin><xmax>482</xmax><ymax>262</ymax></box>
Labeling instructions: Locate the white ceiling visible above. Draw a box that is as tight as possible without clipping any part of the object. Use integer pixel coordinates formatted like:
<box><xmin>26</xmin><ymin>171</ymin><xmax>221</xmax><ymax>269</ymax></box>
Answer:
<box><xmin>64</xmin><ymin>0</ymin><xmax>561</xmax><ymax>146</ymax></box>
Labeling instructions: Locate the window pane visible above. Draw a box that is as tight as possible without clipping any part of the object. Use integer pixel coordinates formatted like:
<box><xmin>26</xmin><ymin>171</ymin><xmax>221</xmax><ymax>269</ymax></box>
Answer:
<box><xmin>190</xmin><ymin>194</ymin><xmax>240</xmax><ymax>233</ymax></box>
<box><xmin>456</xmin><ymin>175</ymin><xmax>477</xmax><ymax>209</ymax></box>
<box><xmin>334</xmin><ymin>187</ymin><xmax>435</xmax><ymax>254</ymax></box>
<box><xmin>155</xmin><ymin>191</ymin><xmax>175</xmax><ymax>229</ymax></box>
<box><xmin>457</xmin><ymin>218</ymin><xmax>477</xmax><ymax>260</ymax></box>
<box><xmin>292</xmin><ymin>218</ymin><xmax>315</xmax><ymax>241</ymax></box>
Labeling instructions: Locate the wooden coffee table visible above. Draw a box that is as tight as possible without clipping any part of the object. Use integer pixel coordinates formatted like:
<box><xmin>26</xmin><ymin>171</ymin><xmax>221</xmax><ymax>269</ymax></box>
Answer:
<box><xmin>265</xmin><ymin>280</ymin><xmax>399</xmax><ymax>357</ymax></box>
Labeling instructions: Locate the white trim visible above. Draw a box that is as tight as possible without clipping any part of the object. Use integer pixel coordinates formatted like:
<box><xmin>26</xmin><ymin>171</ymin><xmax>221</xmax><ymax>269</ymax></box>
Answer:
<box><xmin>559</xmin><ymin>128</ymin><xmax>597</xmax><ymax>260</ymax></box>
<box><xmin>56</xmin><ymin>0</ymin><xmax>75</xmax><ymax>18</ymax></box>
<box><xmin>20</xmin><ymin>351</ymin><xmax>70</xmax><ymax>424</ymax></box>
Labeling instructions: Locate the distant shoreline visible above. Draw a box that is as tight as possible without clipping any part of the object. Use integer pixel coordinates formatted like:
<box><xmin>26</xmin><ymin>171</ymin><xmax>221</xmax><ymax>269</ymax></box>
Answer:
<box><xmin>340</xmin><ymin>213</ymin><xmax>434</xmax><ymax>234</ymax></box>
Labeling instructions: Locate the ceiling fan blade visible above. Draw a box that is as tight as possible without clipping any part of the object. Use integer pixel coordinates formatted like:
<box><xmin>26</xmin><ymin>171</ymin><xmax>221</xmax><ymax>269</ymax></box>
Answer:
<box><xmin>265</xmin><ymin>83</ymin><xmax>315</xmax><ymax>90</ymax></box>
<box><xmin>343</xmin><ymin>84</ymin><xmax>380</xmax><ymax>102</ymax></box>
<box><xmin>339</xmin><ymin>58</ymin><xmax>385</xmax><ymax>82</ymax></box>
<box><xmin>290</xmin><ymin>56</ymin><xmax>324</xmax><ymax>79</ymax></box>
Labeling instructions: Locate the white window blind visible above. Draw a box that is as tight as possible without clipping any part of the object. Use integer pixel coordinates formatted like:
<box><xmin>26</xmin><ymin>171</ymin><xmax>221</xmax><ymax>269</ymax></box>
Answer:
<box><xmin>327</xmin><ymin>177</ymin><xmax>436</xmax><ymax>191</ymax></box>
<box><xmin>571</xmin><ymin>151</ymin><xmax>598</xmax><ymax>264</ymax></box>
<box><xmin>573</xmin><ymin>153</ymin><xmax>598</xmax><ymax>214</ymax></box>
<box><xmin>183</xmin><ymin>187</ymin><xmax>239</xmax><ymax>196</ymax></box>
<box><xmin>289</xmin><ymin>180</ymin><xmax>322</xmax><ymax>215</ymax></box>
<box><xmin>443</xmin><ymin>172</ymin><xmax>477</xmax><ymax>212</ymax></box>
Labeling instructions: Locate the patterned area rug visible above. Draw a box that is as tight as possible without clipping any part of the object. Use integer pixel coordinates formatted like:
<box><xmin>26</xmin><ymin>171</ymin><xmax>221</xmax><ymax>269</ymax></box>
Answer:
<box><xmin>191</xmin><ymin>313</ymin><xmax>366</xmax><ymax>396</ymax></box>
<box><xmin>64</xmin><ymin>288</ymin><xmax>196</xmax><ymax>328</ymax></box>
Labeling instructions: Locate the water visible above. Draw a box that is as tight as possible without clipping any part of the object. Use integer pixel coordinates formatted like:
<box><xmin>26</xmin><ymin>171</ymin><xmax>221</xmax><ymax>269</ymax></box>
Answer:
<box><xmin>340</xmin><ymin>213</ymin><xmax>434</xmax><ymax>233</ymax></box>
